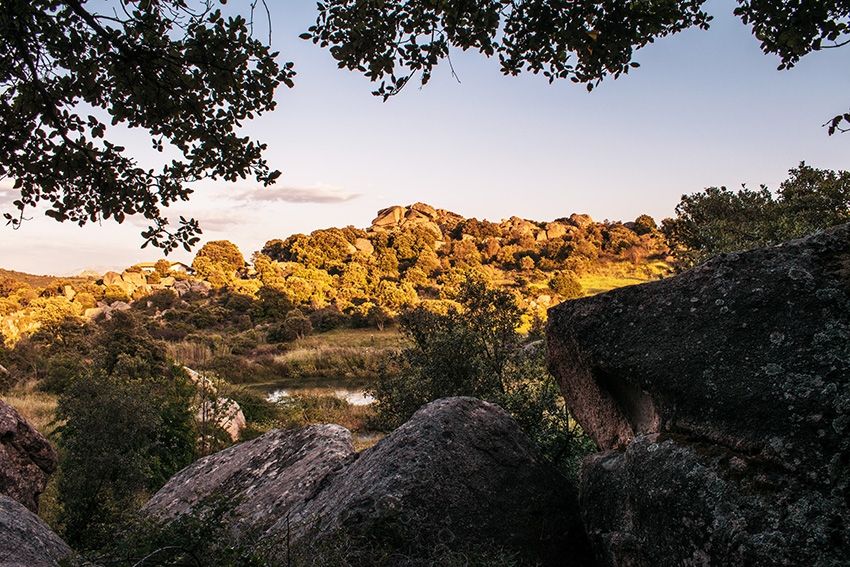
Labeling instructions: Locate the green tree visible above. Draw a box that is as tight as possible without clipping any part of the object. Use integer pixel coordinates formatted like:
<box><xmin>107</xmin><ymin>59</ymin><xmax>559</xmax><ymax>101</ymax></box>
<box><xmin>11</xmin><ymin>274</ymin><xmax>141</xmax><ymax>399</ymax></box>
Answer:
<box><xmin>372</xmin><ymin>278</ymin><xmax>591</xmax><ymax>475</ymax></box>
<box><xmin>662</xmin><ymin>163</ymin><xmax>850</xmax><ymax>268</ymax></box>
<box><xmin>633</xmin><ymin>214</ymin><xmax>658</xmax><ymax>236</ymax></box>
<box><xmin>1</xmin><ymin>1</ymin><xmax>293</xmax><ymax>251</ymax></box>
<box><xmin>192</xmin><ymin>240</ymin><xmax>245</xmax><ymax>287</ymax></box>
<box><xmin>55</xmin><ymin>312</ymin><xmax>195</xmax><ymax>549</ymax></box>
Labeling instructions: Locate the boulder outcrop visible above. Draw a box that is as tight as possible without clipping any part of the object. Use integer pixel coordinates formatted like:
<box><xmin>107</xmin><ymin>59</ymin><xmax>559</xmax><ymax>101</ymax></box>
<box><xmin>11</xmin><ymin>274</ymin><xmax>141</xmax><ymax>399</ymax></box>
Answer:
<box><xmin>0</xmin><ymin>495</ymin><xmax>72</xmax><ymax>567</ymax></box>
<box><xmin>146</xmin><ymin>398</ymin><xmax>591</xmax><ymax>565</ymax></box>
<box><xmin>0</xmin><ymin>400</ymin><xmax>57</xmax><ymax>513</ymax></box>
<box><xmin>144</xmin><ymin>425</ymin><xmax>354</xmax><ymax>538</ymax></box>
<box><xmin>280</xmin><ymin>397</ymin><xmax>590</xmax><ymax>564</ymax></box>
<box><xmin>547</xmin><ymin>223</ymin><xmax>850</xmax><ymax>565</ymax></box>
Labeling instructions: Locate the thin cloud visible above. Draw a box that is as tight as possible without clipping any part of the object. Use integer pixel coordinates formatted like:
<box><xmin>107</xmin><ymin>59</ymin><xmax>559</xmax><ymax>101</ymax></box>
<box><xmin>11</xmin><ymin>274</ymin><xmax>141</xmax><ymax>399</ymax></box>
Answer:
<box><xmin>232</xmin><ymin>184</ymin><xmax>360</xmax><ymax>204</ymax></box>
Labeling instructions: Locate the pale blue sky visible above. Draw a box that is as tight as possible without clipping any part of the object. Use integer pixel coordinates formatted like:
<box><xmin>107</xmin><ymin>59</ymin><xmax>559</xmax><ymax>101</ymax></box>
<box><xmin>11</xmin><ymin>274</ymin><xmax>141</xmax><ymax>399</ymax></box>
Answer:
<box><xmin>2</xmin><ymin>0</ymin><xmax>849</xmax><ymax>274</ymax></box>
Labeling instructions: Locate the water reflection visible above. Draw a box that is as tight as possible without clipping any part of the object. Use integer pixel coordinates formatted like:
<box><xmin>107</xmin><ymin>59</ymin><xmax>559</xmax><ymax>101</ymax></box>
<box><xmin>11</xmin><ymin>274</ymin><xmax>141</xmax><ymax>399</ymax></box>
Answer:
<box><xmin>267</xmin><ymin>388</ymin><xmax>375</xmax><ymax>406</ymax></box>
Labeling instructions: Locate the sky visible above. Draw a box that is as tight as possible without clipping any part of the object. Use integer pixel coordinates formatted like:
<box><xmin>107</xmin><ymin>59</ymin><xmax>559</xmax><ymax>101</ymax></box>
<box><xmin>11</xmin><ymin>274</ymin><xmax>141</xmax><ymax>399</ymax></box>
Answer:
<box><xmin>2</xmin><ymin>0</ymin><xmax>849</xmax><ymax>275</ymax></box>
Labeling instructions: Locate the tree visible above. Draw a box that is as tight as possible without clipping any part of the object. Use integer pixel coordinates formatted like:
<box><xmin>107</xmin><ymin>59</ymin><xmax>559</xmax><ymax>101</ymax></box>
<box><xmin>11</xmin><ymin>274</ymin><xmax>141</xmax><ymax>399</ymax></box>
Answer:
<box><xmin>307</xmin><ymin>2</ymin><xmax>849</xmax><ymax>132</ymax></box>
<box><xmin>633</xmin><ymin>214</ymin><xmax>658</xmax><ymax>236</ymax></box>
<box><xmin>1</xmin><ymin>1</ymin><xmax>292</xmax><ymax>252</ymax></box>
<box><xmin>371</xmin><ymin>277</ymin><xmax>591</xmax><ymax>475</ymax></box>
<box><xmin>192</xmin><ymin>240</ymin><xmax>245</xmax><ymax>287</ymax></box>
<box><xmin>55</xmin><ymin>311</ymin><xmax>195</xmax><ymax>549</ymax></box>
<box><xmin>662</xmin><ymin>162</ymin><xmax>850</xmax><ymax>268</ymax></box>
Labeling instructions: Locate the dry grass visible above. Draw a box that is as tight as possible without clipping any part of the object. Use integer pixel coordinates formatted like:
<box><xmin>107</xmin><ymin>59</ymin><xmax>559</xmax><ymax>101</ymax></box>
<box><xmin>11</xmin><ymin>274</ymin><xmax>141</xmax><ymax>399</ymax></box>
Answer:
<box><xmin>2</xmin><ymin>381</ymin><xmax>58</xmax><ymax>436</ymax></box>
<box><xmin>579</xmin><ymin>273</ymin><xmax>653</xmax><ymax>296</ymax></box>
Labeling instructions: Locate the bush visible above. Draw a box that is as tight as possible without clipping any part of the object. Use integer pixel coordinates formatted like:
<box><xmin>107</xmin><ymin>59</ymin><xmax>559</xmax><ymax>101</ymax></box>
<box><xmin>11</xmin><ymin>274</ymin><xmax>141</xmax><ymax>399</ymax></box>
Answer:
<box><xmin>548</xmin><ymin>272</ymin><xmax>583</xmax><ymax>299</ymax></box>
<box><xmin>372</xmin><ymin>278</ymin><xmax>592</xmax><ymax>476</ymax></box>
<box><xmin>633</xmin><ymin>214</ymin><xmax>657</xmax><ymax>235</ymax></box>
<box><xmin>55</xmin><ymin>313</ymin><xmax>195</xmax><ymax>549</ymax></box>
<box><xmin>267</xmin><ymin>310</ymin><xmax>312</xmax><ymax>343</ymax></box>
<box><xmin>308</xmin><ymin>306</ymin><xmax>348</xmax><ymax>332</ymax></box>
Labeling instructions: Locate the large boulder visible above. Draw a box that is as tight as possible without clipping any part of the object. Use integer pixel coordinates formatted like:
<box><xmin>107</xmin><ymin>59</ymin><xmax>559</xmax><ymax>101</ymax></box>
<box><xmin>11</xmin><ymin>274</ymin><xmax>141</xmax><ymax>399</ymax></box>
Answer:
<box><xmin>547</xmin><ymin>224</ymin><xmax>850</xmax><ymax>565</ymax></box>
<box><xmin>0</xmin><ymin>495</ymin><xmax>72</xmax><ymax>567</ymax></box>
<box><xmin>0</xmin><ymin>400</ymin><xmax>58</xmax><ymax>513</ymax></box>
<box><xmin>279</xmin><ymin>397</ymin><xmax>591</xmax><ymax>565</ymax></box>
<box><xmin>371</xmin><ymin>205</ymin><xmax>407</xmax><ymax>228</ymax></box>
<box><xmin>581</xmin><ymin>435</ymin><xmax>845</xmax><ymax>566</ymax></box>
<box><xmin>146</xmin><ymin>398</ymin><xmax>592</xmax><ymax>565</ymax></box>
<box><xmin>144</xmin><ymin>425</ymin><xmax>353</xmax><ymax>539</ymax></box>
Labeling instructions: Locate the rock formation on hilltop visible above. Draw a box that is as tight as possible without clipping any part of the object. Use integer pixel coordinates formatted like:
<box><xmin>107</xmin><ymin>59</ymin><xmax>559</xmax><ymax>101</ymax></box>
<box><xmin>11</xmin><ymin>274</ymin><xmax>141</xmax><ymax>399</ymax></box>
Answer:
<box><xmin>146</xmin><ymin>397</ymin><xmax>592</xmax><ymax>565</ymax></box>
<box><xmin>0</xmin><ymin>400</ymin><xmax>57</xmax><ymax>513</ymax></box>
<box><xmin>547</xmin><ymin>223</ymin><xmax>850</xmax><ymax>565</ymax></box>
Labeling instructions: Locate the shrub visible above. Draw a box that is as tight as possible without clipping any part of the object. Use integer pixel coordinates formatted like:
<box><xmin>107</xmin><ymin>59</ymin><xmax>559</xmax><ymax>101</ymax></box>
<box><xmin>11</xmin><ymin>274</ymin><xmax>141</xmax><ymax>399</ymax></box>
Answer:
<box><xmin>308</xmin><ymin>306</ymin><xmax>347</xmax><ymax>332</ymax></box>
<box><xmin>633</xmin><ymin>214</ymin><xmax>657</xmax><ymax>235</ymax></box>
<box><xmin>268</xmin><ymin>310</ymin><xmax>313</xmax><ymax>343</ymax></box>
<box><xmin>548</xmin><ymin>272</ymin><xmax>583</xmax><ymax>299</ymax></box>
<box><xmin>372</xmin><ymin>278</ymin><xmax>592</xmax><ymax>476</ymax></box>
<box><xmin>55</xmin><ymin>313</ymin><xmax>195</xmax><ymax>549</ymax></box>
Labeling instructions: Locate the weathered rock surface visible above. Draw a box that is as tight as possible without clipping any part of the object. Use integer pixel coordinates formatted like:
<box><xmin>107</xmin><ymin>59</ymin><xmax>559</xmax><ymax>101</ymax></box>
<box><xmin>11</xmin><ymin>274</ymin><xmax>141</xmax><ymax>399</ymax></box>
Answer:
<box><xmin>280</xmin><ymin>397</ymin><xmax>591</xmax><ymax>564</ymax></box>
<box><xmin>547</xmin><ymin>224</ymin><xmax>850</xmax><ymax>565</ymax></box>
<box><xmin>146</xmin><ymin>398</ymin><xmax>591</xmax><ymax>565</ymax></box>
<box><xmin>0</xmin><ymin>400</ymin><xmax>57</xmax><ymax>513</ymax></box>
<box><xmin>0</xmin><ymin>495</ymin><xmax>72</xmax><ymax>567</ymax></box>
<box><xmin>144</xmin><ymin>425</ymin><xmax>355</xmax><ymax>538</ymax></box>
<box><xmin>581</xmin><ymin>435</ymin><xmax>846</xmax><ymax>566</ymax></box>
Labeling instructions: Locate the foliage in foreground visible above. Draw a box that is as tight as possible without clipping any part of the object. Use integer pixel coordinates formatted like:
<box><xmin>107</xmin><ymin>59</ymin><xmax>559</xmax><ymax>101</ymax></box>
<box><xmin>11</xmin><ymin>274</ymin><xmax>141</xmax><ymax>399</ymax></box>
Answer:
<box><xmin>372</xmin><ymin>278</ymin><xmax>594</xmax><ymax>477</ymax></box>
<box><xmin>54</xmin><ymin>312</ymin><xmax>196</xmax><ymax>550</ymax></box>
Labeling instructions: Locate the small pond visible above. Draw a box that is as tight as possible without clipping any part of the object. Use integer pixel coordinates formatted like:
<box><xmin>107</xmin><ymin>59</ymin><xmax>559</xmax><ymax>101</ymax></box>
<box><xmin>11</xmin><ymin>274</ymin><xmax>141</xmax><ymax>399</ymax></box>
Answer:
<box><xmin>266</xmin><ymin>387</ymin><xmax>375</xmax><ymax>406</ymax></box>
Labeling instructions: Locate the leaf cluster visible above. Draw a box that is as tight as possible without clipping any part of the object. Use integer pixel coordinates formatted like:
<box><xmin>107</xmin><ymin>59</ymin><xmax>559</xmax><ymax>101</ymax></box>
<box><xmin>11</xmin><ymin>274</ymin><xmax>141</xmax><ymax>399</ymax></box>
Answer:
<box><xmin>0</xmin><ymin>0</ymin><xmax>292</xmax><ymax>251</ymax></box>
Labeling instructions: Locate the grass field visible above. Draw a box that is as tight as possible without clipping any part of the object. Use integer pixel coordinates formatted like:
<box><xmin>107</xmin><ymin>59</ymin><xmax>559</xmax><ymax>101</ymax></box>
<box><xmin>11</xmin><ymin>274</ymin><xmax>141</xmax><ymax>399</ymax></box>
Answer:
<box><xmin>3</xmin><ymin>381</ymin><xmax>58</xmax><ymax>436</ymax></box>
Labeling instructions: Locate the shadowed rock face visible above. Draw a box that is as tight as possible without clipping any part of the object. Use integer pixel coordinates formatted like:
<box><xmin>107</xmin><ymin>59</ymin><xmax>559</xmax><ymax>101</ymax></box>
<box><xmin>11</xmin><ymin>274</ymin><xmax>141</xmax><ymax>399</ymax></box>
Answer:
<box><xmin>0</xmin><ymin>400</ymin><xmax>58</xmax><ymax>513</ymax></box>
<box><xmin>547</xmin><ymin>224</ymin><xmax>850</xmax><ymax>565</ymax></box>
<box><xmin>280</xmin><ymin>397</ymin><xmax>591</xmax><ymax>565</ymax></box>
<box><xmin>0</xmin><ymin>496</ymin><xmax>72</xmax><ymax>567</ymax></box>
<box><xmin>146</xmin><ymin>398</ymin><xmax>592</xmax><ymax>566</ymax></box>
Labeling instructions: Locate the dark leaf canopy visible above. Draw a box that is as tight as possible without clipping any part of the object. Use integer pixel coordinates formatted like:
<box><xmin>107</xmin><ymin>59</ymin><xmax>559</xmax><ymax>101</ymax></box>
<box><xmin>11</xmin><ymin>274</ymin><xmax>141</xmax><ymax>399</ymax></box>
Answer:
<box><xmin>0</xmin><ymin>0</ymin><xmax>293</xmax><ymax>252</ymax></box>
<box><xmin>307</xmin><ymin>0</ymin><xmax>849</xmax><ymax>128</ymax></box>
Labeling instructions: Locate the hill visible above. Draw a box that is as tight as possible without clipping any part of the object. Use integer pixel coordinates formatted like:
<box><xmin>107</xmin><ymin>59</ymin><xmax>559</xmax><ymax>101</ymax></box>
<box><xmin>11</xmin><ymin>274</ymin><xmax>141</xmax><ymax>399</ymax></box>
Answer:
<box><xmin>0</xmin><ymin>203</ymin><xmax>670</xmax><ymax>345</ymax></box>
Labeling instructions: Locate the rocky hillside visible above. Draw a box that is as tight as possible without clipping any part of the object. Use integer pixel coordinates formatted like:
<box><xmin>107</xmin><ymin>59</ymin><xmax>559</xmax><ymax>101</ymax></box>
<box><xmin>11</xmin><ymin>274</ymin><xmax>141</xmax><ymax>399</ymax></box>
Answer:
<box><xmin>1</xmin><ymin>203</ymin><xmax>669</xmax><ymax>346</ymax></box>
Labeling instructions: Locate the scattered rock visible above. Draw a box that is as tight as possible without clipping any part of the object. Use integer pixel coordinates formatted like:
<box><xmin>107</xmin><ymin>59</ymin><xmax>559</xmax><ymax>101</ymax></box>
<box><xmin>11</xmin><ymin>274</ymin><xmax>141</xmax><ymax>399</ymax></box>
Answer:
<box><xmin>354</xmin><ymin>237</ymin><xmax>374</xmax><ymax>255</ymax></box>
<box><xmin>0</xmin><ymin>495</ymin><xmax>72</xmax><ymax>567</ymax></box>
<box><xmin>545</xmin><ymin>222</ymin><xmax>569</xmax><ymax>240</ymax></box>
<box><xmin>196</xmin><ymin>398</ymin><xmax>246</xmax><ymax>442</ymax></box>
<box><xmin>121</xmin><ymin>270</ymin><xmax>147</xmax><ymax>288</ymax></box>
<box><xmin>409</xmin><ymin>202</ymin><xmax>438</xmax><ymax>219</ymax></box>
<box><xmin>567</xmin><ymin>213</ymin><xmax>594</xmax><ymax>229</ymax></box>
<box><xmin>0</xmin><ymin>400</ymin><xmax>57</xmax><ymax>513</ymax></box>
<box><xmin>372</xmin><ymin>205</ymin><xmax>407</xmax><ymax>228</ymax></box>
<box><xmin>547</xmin><ymin>223</ymin><xmax>850</xmax><ymax>565</ymax></box>
<box><xmin>101</xmin><ymin>271</ymin><xmax>122</xmax><ymax>286</ymax></box>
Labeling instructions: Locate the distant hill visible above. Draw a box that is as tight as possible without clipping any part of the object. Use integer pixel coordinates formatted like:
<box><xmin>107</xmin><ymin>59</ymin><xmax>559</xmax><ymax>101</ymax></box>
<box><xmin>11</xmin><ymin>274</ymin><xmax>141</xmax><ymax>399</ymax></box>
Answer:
<box><xmin>0</xmin><ymin>268</ymin><xmax>91</xmax><ymax>288</ymax></box>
